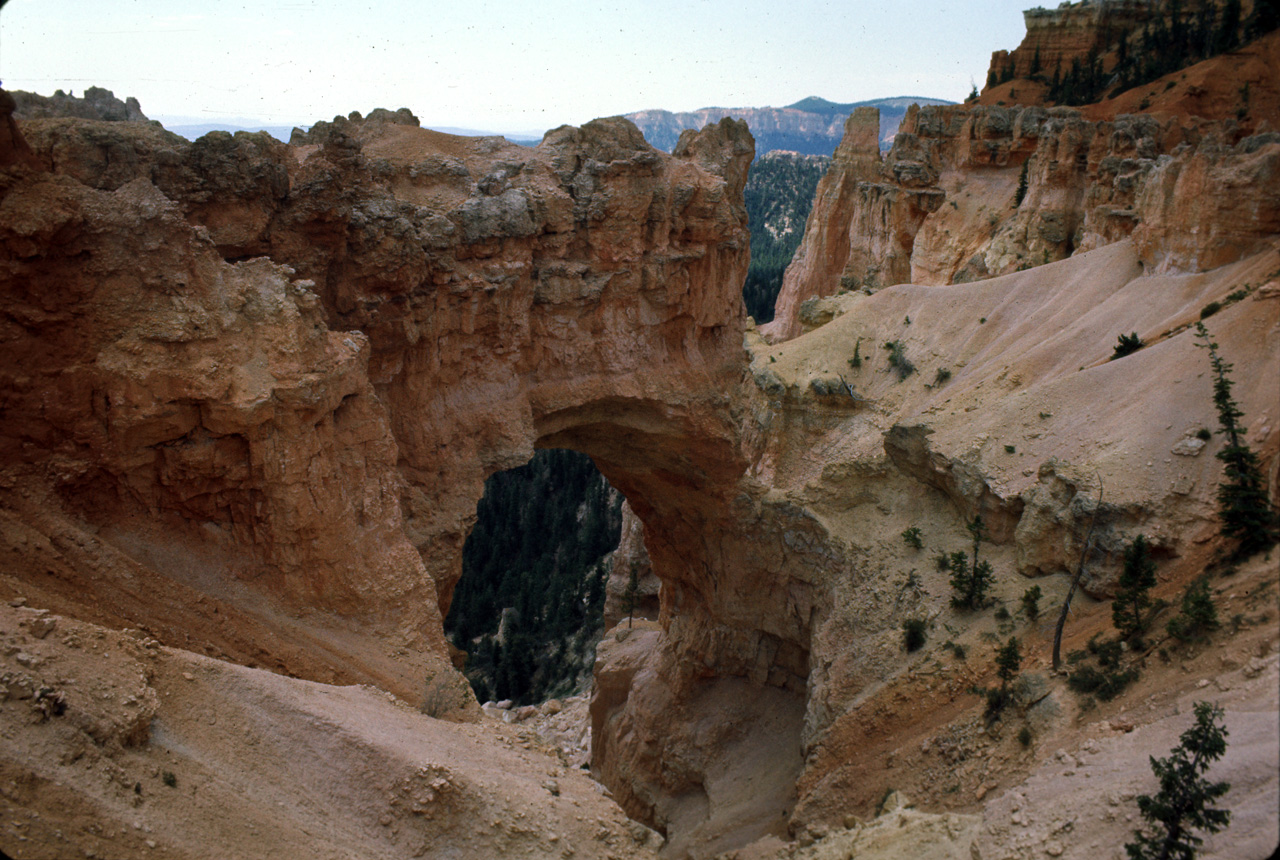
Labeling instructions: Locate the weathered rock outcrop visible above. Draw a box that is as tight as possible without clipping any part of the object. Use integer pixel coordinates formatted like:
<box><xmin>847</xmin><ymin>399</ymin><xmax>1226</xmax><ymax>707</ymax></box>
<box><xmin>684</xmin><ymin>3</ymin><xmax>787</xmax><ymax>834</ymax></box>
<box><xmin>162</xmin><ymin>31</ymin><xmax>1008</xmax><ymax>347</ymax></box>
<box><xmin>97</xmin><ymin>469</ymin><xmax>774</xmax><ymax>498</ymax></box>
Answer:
<box><xmin>986</xmin><ymin>0</ymin><xmax>1153</xmax><ymax>89</ymax></box>
<box><xmin>11</xmin><ymin>86</ymin><xmax>149</xmax><ymax>123</ymax></box>
<box><xmin>602</xmin><ymin>501</ymin><xmax>660</xmax><ymax>629</ymax></box>
<box><xmin>2</xmin><ymin>73</ymin><xmax>1278</xmax><ymax>860</ymax></box>
<box><xmin>763</xmin><ymin>101</ymin><xmax>1280</xmax><ymax>340</ymax></box>
<box><xmin>1</xmin><ymin>102</ymin><xmax>763</xmax><ymax>716</ymax></box>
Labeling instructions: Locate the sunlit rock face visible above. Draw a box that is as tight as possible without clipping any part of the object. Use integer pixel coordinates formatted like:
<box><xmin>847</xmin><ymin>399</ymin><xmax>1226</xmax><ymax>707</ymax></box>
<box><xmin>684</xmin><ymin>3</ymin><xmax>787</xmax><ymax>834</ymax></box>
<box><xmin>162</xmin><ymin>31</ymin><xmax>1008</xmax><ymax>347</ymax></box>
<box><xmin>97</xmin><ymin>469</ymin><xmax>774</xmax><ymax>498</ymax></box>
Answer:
<box><xmin>4</xmin><ymin>81</ymin><xmax>1279</xmax><ymax>860</ymax></box>
<box><xmin>763</xmin><ymin>101</ymin><xmax>1280</xmax><ymax>342</ymax></box>
<box><xmin>2</xmin><ymin>101</ymin><xmax>778</xmax><ymax>700</ymax></box>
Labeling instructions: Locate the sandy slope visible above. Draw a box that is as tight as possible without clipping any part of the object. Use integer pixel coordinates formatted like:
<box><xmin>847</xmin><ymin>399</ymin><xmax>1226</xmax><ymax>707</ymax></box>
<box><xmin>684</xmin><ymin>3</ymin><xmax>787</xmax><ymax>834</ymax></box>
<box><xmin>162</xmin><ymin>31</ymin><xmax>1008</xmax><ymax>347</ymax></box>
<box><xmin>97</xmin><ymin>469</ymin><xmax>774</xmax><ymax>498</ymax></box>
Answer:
<box><xmin>0</xmin><ymin>603</ymin><xmax>659</xmax><ymax>860</ymax></box>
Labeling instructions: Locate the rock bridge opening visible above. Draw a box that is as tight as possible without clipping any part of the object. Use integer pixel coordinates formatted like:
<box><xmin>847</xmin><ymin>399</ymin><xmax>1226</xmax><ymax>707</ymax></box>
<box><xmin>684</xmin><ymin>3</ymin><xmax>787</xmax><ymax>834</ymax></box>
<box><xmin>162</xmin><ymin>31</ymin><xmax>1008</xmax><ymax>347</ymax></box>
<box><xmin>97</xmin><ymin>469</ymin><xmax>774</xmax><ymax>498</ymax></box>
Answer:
<box><xmin>443</xmin><ymin>447</ymin><xmax>628</xmax><ymax>709</ymax></box>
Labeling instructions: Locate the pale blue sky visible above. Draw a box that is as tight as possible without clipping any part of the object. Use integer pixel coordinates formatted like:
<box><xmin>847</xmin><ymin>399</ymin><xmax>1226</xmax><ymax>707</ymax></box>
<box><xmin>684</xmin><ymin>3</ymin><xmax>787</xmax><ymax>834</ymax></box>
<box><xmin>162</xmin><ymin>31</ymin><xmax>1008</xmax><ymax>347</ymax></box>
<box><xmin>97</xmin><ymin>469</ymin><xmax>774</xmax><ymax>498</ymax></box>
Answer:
<box><xmin>0</xmin><ymin>1</ymin><xmax>1031</xmax><ymax>133</ymax></box>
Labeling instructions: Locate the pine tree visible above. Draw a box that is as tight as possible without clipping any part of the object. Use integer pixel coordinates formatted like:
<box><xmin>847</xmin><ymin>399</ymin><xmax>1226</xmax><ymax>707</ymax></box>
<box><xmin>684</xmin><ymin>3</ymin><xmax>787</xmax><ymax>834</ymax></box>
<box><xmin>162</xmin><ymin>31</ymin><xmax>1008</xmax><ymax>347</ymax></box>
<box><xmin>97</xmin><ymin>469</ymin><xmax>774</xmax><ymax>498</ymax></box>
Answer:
<box><xmin>1195</xmin><ymin>323</ymin><xmax>1278</xmax><ymax>559</ymax></box>
<box><xmin>1126</xmin><ymin>702</ymin><xmax>1231</xmax><ymax>860</ymax></box>
<box><xmin>1014</xmin><ymin>158</ymin><xmax>1030</xmax><ymax>207</ymax></box>
<box><xmin>1166</xmin><ymin>577</ymin><xmax>1220</xmax><ymax>642</ymax></box>
<box><xmin>950</xmin><ymin>516</ymin><xmax>995</xmax><ymax>610</ymax></box>
<box><xmin>1113</xmin><ymin>535</ymin><xmax>1157</xmax><ymax>644</ymax></box>
<box><xmin>1021</xmin><ymin>584</ymin><xmax>1042</xmax><ymax>621</ymax></box>
<box><xmin>995</xmin><ymin>636</ymin><xmax>1021</xmax><ymax>689</ymax></box>
<box><xmin>949</xmin><ymin>551</ymin><xmax>995</xmax><ymax>610</ymax></box>
<box><xmin>981</xmin><ymin>635</ymin><xmax>1021</xmax><ymax>716</ymax></box>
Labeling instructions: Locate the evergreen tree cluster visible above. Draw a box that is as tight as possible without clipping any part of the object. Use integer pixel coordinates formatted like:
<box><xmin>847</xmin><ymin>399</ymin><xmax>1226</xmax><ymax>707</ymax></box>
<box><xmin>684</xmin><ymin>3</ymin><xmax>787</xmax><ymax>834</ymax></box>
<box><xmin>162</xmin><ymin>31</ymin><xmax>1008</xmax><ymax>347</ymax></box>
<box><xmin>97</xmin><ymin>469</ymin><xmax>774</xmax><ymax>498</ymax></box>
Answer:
<box><xmin>741</xmin><ymin>151</ymin><xmax>829</xmax><ymax>323</ymax></box>
<box><xmin>1041</xmin><ymin>0</ymin><xmax>1275</xmax><ymax>106</ymax></box>
<box><xmin>445</xmin><ymin>449</ymin><xmax>624</xmax><ymax>706</ymax></box>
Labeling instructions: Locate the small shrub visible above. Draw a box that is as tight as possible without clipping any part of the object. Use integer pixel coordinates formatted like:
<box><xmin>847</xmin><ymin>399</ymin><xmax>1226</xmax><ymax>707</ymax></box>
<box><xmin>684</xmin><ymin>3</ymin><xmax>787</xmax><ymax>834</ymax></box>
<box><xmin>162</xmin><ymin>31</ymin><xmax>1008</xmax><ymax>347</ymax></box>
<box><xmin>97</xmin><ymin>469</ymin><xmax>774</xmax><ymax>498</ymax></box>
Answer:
<box><xmin>983</xmin><ymin>686</ymin><xmax>1009</xmax><ymax>716</ymax></box>
<box><xmin>904</xmin><ymin>315</ymin><xmax>912</xmax><ymax>325</ymax></box>
<box><xmin>1196</xmin><ymin>427</ymin><xmax>1212</xmax><ymax>441</ymax></box>
<box><xmin>1111</xmin><ymin>332</ymin><xmax>1144</xmax><ymax>360</ymax></box>
<box><xmin>979</xmin><ymin>317</ymin><xmax>987</xmax><ymax>324</ymax></box>
<box><xmin>944</xmin><ymin>640</ymin><xmax>967</xmax><ymax>660</ymax></box>
<box><xmin>1167</xmin><ymin>577</ymin><xmax>1220</xmax><ymax>642</ymax></box>
<box><xmin>994</xmin><ymin>606</ymin><xmax>1011</xmax><ymax>621</ymax></box>
<box><xmin>1018</xmin><ymin>726</ymin><xmax>1033</xmax><ymax>747</ymax></box>
<box><xmin>903</xmin><ymin>618</ymin><xmax>929</xmax><ymax>652</ymax></box>
<box><xmin>1038</xmin><ymin>411</ymin><xmax>1052</xmax><ymax>419</ymax></box>
<box><xmin>1068</xmin><ymin>634</ymin><xmax>1139</xmax><ymax>702</ymax></box>
<box><xmin>901</xmin><ymin>526</ymin><xmax>923</xmax><ymax>550</ymax></box>
<box><xmin>1200</xmin><ymin>301</ymin><xmax>1222</xmax><ymax>319</ymax></box>
<box><xmin>849</xmin><ymin>337</ymin><xmax>863</xmax><ymax>369</ymax></box>
<box><xmin>883</xmin><ymin>339</ymin><xmax>916</xmax><ymax>380</ymax></box>
<box><xmin>1067</xmin><ymin>663</ymin><xmax>1139</xmax><ymax>701</ymax></box>
<box><xmin>1087</xmin><ymin>633</ymin><xmax>1124</xmax><ymax>668</ymax></box>
<box><xmin>162</xmin><ymin>771</ymin><xmax>177</xmax><ymax>788</ymax></box>
<box><xmin>1004</xmin><ymin>444</ymin><xmax>1016</xmax><ymax>454</ymax></box>
<box><xmin>935</xmin><ymin>552</ymin><xmax>951</xmax><ymax>571</ymax></box>
<box><xmin>932</xmin><ymin>367</ymin><xmax>952</xmax><ymax>387</ymax></box>
<box><xmin>1021</xmin><ymin>585</ymin><xmax>1042</xmax><ymax>621</ymax></box>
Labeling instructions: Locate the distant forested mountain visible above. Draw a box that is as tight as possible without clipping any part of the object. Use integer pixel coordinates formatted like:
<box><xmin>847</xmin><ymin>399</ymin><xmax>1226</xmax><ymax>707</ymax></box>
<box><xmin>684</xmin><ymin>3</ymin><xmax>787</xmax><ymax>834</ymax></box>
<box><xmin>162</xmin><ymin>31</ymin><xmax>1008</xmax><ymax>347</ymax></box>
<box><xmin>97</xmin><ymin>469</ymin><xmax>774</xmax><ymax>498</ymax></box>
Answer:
<box><xmin>445</xmin><ymin>449</ymin><xmax>623</xmax><ymax>705</ymax></box>
<box><xmin>743</xmin><ymin>151</ymin><xmax>830</xmax><ymax>323</ymax></box>
<box><xmin>624</xmin><ymin>95</ymin><xmax>953</xmax><ymax>156</ymax></box>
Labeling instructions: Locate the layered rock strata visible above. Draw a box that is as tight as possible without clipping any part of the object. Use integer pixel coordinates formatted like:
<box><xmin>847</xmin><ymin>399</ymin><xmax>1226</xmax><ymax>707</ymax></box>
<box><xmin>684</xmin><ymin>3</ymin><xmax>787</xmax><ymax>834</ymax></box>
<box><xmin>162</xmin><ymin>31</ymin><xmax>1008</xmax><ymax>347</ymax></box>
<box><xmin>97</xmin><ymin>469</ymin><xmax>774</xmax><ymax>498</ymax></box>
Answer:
<box><xmin>2</xmin><ymin>85</ymin><xmax>1278</xmax><ymax>860</ymax></box>
<box><xmin>1</xmin><ymin>103</ymin><xmax>769</xmax><ymax>719</ymax></box>
<box><xmin>763</xmin><ymin>101</ymin><xmax>1280</xmax><ymax>340</ymax></box>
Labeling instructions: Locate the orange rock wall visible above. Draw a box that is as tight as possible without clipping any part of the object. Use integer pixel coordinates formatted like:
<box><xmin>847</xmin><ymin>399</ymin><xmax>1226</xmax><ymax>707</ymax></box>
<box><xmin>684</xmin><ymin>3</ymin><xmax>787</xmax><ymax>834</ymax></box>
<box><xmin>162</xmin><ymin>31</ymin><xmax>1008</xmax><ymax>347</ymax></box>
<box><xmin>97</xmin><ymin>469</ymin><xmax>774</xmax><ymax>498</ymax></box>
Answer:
<box><xmin>1</xmin><ymin>107</ymin><xmax>773</xmax><ymax>714</ymax></box>
<box><xmin>764</xmin><ymin>101</ymin><xmax>1280</xmax><ymax>340</ymax></box>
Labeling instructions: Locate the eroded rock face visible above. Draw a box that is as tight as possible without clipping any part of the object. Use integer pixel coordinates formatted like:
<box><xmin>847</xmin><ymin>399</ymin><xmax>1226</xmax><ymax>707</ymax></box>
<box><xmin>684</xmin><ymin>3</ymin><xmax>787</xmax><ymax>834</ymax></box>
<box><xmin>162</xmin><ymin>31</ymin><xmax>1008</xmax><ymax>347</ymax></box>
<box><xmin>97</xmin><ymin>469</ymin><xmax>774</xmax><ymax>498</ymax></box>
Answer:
<box><xmin>3</xmin><ymin>86</ymin><xmax>1278</xmax><ymax>859</ymax></box>
<box><xmin>1</xmin><ymin>104</ymin><xmax>763</xmax><ymax>713</ymax></box>
<box><xmin>4</xmin><ymin>100</ymin><xmax>848</xmax><ymax>846</ymax></box>
<box><xmin>988</xmin><ymin>1</ymin><xmax>1153</xmax><ymax>88</ymax></box>
<box><xmin>11</xmin><ymin>86</ymin><xmax>149</xmax><ymax>123</ymax></box>
<box><xmin>763</xmin><ymin>102</ymin><xmax>1280</xmax><ymax>340</ymax></box>
<box><xmin>603</xmin><ymin>501</ymin><xmax>660</xmax><ymax>629</ymax></box>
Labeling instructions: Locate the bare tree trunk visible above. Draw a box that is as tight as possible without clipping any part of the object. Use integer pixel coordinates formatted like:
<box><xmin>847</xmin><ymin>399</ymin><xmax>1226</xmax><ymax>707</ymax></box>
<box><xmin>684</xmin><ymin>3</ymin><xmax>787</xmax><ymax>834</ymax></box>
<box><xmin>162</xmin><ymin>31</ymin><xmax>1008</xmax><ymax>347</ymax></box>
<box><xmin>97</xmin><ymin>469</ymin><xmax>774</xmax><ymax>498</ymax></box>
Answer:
<box><xmin>1052</xmin><ymin>476</ymin><xmax>1104</xmax><ymax>671</ymax></box>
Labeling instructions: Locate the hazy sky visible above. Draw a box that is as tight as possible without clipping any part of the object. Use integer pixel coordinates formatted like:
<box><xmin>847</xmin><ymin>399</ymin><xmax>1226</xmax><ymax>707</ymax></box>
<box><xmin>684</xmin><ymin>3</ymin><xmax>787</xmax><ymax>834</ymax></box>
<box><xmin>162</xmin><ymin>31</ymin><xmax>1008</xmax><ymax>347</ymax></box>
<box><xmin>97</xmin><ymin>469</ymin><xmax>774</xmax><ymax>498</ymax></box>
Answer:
<box><xmin>0</xmin><ymin>1</ymin><xmax>1031</xmax><ymax>133</ymax></box>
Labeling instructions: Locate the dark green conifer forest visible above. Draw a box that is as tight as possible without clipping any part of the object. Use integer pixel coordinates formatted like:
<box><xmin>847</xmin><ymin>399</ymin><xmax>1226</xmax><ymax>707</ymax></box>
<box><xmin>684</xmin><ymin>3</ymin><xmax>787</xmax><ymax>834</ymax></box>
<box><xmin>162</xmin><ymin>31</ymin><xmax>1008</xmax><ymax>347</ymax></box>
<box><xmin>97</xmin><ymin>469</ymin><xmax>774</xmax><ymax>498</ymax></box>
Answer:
<box><xmin>444</xmin><ymin>449</ymin><xmax>623</xmax><ymax>705</ymax></box>
<box><xmin>742</xmin><ymin>151</ymin><xmax>829</xmax><ymax>323</ymax></box>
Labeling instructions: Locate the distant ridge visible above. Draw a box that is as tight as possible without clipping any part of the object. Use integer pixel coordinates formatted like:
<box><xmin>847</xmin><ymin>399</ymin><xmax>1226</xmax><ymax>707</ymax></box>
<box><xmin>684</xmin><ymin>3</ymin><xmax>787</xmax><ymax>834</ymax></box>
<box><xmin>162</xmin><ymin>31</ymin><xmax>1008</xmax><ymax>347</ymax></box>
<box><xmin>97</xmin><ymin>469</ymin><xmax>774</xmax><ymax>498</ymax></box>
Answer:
<box><xmin>784</xmin><ymin>95</ymin><xmax>951</xmax><ymax>115</ymax></box>
<box><xmin>157</xmin><ymin>120</ymin><xmax>543</xmax><ymax>146</ymax></box>
<box><xmin>622</xmin><ymin>95</ymin><xmax>954</xmax><ymax>156</ymax></box>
